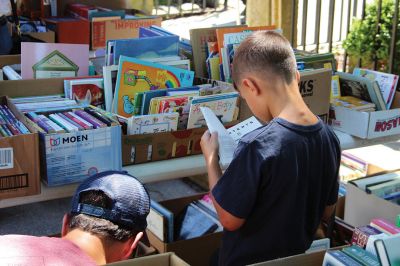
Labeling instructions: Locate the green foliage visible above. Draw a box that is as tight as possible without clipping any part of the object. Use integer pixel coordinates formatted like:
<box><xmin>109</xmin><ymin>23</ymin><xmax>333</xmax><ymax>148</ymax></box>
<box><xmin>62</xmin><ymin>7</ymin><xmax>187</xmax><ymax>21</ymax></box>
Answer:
<box><xmin>343</xmin><ymin>0</ymin><xmax>400</xmax><ymax>72</ymax></box>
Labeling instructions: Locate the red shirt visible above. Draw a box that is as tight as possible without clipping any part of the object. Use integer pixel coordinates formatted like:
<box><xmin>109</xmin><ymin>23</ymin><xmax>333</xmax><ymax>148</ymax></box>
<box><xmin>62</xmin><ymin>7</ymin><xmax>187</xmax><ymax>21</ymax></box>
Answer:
<box><xmin>0</xmin><ymin>235</ymin><xmax>97</xmax><ymax>266</ymax></box>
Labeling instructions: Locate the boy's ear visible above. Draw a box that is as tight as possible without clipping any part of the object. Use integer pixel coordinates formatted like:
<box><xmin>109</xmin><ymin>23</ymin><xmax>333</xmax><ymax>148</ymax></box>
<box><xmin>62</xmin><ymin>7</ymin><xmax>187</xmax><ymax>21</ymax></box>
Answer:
<box><xmin>61</xmin><ymin>214</ymin><xmax>70</xmax><ymax>237</ymax></box>
<box><xmin>121</xmin><ymin>231</ymin><xmax>144</xmax><ymax>260</ymax></box>
<box><xmin>295</xmin><ymin>70</ymin><xmax>300</xmax><ymax>83</ymax></box>
<box><xmin>242</xmin><ymin>78</ymin><xmax>261</xmax><ymax>96</ymax></box>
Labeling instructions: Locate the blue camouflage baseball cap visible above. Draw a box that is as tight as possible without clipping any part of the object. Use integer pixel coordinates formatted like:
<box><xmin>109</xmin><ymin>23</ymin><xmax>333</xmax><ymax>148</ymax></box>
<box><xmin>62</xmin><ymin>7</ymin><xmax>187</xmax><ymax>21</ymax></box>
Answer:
<box><xmin>70</xmin><ymin>170</ymin><xmax>150</xmax><ymax>231</ymax></box>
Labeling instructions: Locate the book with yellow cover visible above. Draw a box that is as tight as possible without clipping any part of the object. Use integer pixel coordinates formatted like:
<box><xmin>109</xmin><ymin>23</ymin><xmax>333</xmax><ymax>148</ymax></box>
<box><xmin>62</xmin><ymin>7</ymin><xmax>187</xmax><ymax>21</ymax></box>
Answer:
<box><xmin>331</xmin><ymin>96</ymin><xmax>375</xmax><ymax>111</ymax></box>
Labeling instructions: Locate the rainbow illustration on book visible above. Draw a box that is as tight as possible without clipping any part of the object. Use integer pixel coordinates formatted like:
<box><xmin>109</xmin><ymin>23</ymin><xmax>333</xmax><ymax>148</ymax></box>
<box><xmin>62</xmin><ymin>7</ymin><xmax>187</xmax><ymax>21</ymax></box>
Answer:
<box><xmin>115</xmin><ymin>56</ymin><xmax>194</xmax><ymax>117</ymax></box>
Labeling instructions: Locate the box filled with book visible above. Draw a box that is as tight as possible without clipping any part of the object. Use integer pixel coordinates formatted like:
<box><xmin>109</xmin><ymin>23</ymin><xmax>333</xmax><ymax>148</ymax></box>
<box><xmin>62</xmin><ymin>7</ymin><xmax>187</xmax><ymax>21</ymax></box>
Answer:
<box><xmin>330</xmin><ymin>69</ymin><xmax>400</xmax><ymax>139</ymax></box>
<box><xmin>13</xmin><ymin>96</ymin><xmax>122</xmax><ymax>186</ymax></box>
<box><xmin>146</xmin><ymin>193</ymin><xmax>222</xmax><ymax>266</ymax></box>
<box><xmin>0</xmin><ymin>96</ymin><xmax>41</xmax><ymax>200</ymax></box>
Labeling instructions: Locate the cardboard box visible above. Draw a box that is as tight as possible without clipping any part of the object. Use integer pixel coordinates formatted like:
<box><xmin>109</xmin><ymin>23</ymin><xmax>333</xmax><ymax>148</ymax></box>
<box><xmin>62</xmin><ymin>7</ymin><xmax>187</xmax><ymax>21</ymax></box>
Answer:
<box><xmin>344</xmin><ymin>182</ymin><xmax>400</xmax><ymax>227</ymax></box>
<box><xmin>91</xmin><ymin>16</ymin><xmax>162</xmax><ymax>50</ymax></box>
<box><xmin>109</xmin><ymin>252</ymin><xmax>189</xmax><ymax>266</ymax></box>
<box><xmin>0</xmin><ymin>78</ymin><xmax>64</xmax><ymax>98</ymax></box>
<box><xmin>0</xmin><ymin>97</ymin><xmax>40</xmax><ymax>200</ymax></box>
<box><xmin>250</xmin><ymin>247</ymin><xmax>346</xmax><ymax>266</ymax></box>
<box><xmin>146</xmin><ymin>194</ymin><xmax>222</xmax><ymax>266</ymax></box>
<box><xmin>44</xmin><ymin>18</ymin><xmax>90</xmax><ymax>44</ymax></box>
<box><xmin>38</xmin><ymin>125</ymin><xmax>122</xmax><ymax>186</ymax></box>
<box><xmin>0</xmin><ymin>54</ymin><xmax>21</xmax><ymax>68</ymax></box>
<box><xmin>57</xmin><ymin>0</ymin><xmax>154</xmax><ymax>16</ymax></box>
<box><xmin>27</xmin><ymin>31</ymin><xmax>56</xmax><ymax>43</ymax></box>
<box><xmin>122</xmin><ymin>69</ymin><xmax>332</xmax><ymax>165</ymax></box>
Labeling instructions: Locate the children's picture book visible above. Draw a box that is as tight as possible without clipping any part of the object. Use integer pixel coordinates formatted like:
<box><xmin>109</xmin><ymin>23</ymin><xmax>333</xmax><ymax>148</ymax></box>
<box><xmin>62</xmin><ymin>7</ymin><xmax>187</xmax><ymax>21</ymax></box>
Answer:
<box><xmin>353</xmin><ymin>68</ymin><xmax>399</xmax><ymax>109</ymax></box>
<box><xmin>215</xmin><ymin>25</ymin><xmax>276</xmax><ymax>63</ymax></box>
<box><xmin>111</xmin><ymin>35</ymin><xmax>179</xmax><ymax>65</ymax></box>
<box><xmin>187</xmin><ymin>92</ymin><xmax>239</xmax><ymax>129</ymax></box>
<box><xmin>127</xmin><ymin>112</ymin><xmax>179</xmax><ymax>135</ymax></box>
<box><xmin>114</xmin><ymin>56</ymin><xmax>195</xmax><ymax>117</ymax></box>
<box><xmin>201</xmin><ymin>107</ymin><xmax>262</xmax><ymax>166</ymax></box>
<box><xmin>21</xmin><ymin>42</ymin><xmax>89</xmax><ymax>79</ymax></box>
<box><xmin>69</xmin><ymin>78</ymin><xmax>105</xmax><ymax>108</ymax></box>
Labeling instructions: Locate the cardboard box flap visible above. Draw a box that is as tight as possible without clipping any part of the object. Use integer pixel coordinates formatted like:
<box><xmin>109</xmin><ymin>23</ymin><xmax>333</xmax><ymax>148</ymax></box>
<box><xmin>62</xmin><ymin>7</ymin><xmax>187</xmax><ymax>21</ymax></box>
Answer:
<box><xmin>0</xmin><ymin>54</ymin><xmax>20</xmax><ymax>68</ymax></box>
<box><xmin>108</xmin><ymin>252</ymin><xmax>189</xmax><ymax>266</ymax></box>
<box><xmin>330</xmin><ymin>106</ymin><xmax>370</xmax><ymax>138</ymax></box>
<box><xmin>344</xmin><ymin>183</ymin><xmax>400</xmax><ymax>227</ymax></box>
<box><xmin>0</xmin><ymin>78</ymin><xmax>64</xmax><ymax>98</ymax></box>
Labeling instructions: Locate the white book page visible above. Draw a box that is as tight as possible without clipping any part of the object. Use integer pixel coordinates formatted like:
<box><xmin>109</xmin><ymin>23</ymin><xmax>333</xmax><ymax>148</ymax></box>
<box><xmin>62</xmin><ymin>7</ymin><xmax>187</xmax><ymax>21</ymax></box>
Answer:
<box><xmin>227</xmin><ymin>116</ymin><xmax>262</xmax><ymax>144</ymax></box>
<box><xmin>201</xmin><ymin>107</ymin><xmax>236</xmax><ymax>166</ymax></box>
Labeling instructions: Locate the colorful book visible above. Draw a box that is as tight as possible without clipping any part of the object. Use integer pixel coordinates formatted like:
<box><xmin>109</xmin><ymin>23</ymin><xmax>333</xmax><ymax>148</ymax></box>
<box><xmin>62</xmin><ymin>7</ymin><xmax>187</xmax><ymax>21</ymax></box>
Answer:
<box><xmin>370</xmin><ymin>218</ymin><xmax>400</xmax><ymax>235</ymax></box>
<box><xmin>342</xmin><ymin>245</ymin><xmax>380</xmax><ymax>266</ymax></box>
<box><xmin>69</xmin><ymin>78</ymin><xmax>105</xmax><ymax>108</ymax></box>
<box><xmin>103</xmin><ymin>65</ymin><xmax>119</xmax><ymax>112</ymax></box>
<box><xmin>127</xmin><ymin>113</ymin><xmax>179</xmax><ymax>135</ymax></box>
<box><xmin>331</xmin><ymin>96</ymin><xmax>376</xmax><ymax>111</ymax></box>
<box><xmin>353</xmin><ymin>68</ymin><xmax>399</xmax><ymax>109</ymax></box>
<box><xmin>111</xmin><ymin>35</ymin><xmax>179</xmax><ymax>65</ymax></box>
<box><xmin>21</xmin><ymin>42</ymin><xmax>89</xmax><ymax>79</ymax></box>
<box><xmin>331</xmin><ymin>75</ymin><xmax>341</xmax><ymax>100</ymax></box>
<box><xmin>322</xmin><ymin>250</ymin><xmax>362</xmax><ymax>266</ymax></box>
<box><xmin>114</xmin><ymin>56</ymin><xmax>194</xmax><ymax>117</ymax></box>
<box><xmin>351</xmin><ymin>225</ymin><xmax>383</xmax><ymax>248</ymax></box>
<box><xmin>337</xmin><ymin>72</ymin><xmax>386</xmax><ymax>111</ymax></box>
<box><xmin>374</xmin><ymin>234</ymin><xmax>400</xmax><ymax>266</ymax></box>
<box><xmin>187</xmin><ymin>92</ymin><xmax>238</xmax><ymax>129</ymax></box>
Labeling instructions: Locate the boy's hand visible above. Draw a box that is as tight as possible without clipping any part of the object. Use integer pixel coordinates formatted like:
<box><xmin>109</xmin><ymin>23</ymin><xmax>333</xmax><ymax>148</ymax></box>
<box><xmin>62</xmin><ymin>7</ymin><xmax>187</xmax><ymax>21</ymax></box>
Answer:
<box><xmin>200</xmin><ymin>130</ymin><xmax>219</xmax><ymax>165</ymax></box>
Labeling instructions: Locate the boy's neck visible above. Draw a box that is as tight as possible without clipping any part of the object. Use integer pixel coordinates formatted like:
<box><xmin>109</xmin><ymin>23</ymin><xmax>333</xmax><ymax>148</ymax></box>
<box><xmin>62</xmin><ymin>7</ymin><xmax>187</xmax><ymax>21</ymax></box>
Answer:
<box><xmin>268</xmin><ymin>82</ymin><xmax>318</xmax><ymax>126</ymax></box>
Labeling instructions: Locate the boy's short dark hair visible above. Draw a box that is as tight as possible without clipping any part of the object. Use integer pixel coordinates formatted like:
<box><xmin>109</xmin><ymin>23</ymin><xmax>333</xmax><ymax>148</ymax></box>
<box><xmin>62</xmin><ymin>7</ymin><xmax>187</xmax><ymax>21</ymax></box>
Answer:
<box><xmin>69</xmin><ymin>190</ymin><xmax>139</xmax><ymax>242</ymax></box>
<box><xmin>231</xmin><ymin>31</ymin><xmax>297</xmax><ymax>86</ymax></box>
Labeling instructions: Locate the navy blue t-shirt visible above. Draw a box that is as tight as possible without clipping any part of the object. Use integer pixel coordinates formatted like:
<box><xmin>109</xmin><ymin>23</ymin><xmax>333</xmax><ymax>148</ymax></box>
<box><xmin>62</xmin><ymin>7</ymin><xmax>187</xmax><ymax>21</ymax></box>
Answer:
<box><xmin>212</xmin><ymin>117</ymin><xmax>340</xmax><ymax>266</ymax></box>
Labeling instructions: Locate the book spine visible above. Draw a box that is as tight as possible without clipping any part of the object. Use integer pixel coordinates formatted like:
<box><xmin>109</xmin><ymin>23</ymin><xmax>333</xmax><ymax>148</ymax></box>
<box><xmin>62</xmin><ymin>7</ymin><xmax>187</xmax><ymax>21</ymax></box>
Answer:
<box><xmin>67</xmin><ymin>112</ymin><xmax>94</xmax><ymax>129</ymax></box>
<box><xmin>2</xmin><ymin>106</ymin><xmax>30</xmax><ymax>134</ymax></box>
<box><xmin>351</xmin><ymin>226</ymin><xmax>381</xmax><ymax>248</ymax></box>
<box><xmin>74</xmin><ymin>110</ymin><xmax>105</xmax><ymax>129</ymax></box>
<box><xmin>49</xmin><ymin>114</ymin><xmax>77</xmax><ymax>132</ymax></box>
<box><xmin>323</xmin><ymin>251</ymin><xmax>360</xmax><ymax>266</ymax></box>
<box><xmin>84</xmin><ymin>107</ymin><xmax>112</xmax><ymax>126</ymax></box>
<box><xmin>0</xmin><ymin>125</ymin><xmax>10</xmax><ymax>137</ymax></box>
<box><xmin>371</xmin><ymin>218</ymin><xmax>400</xmax><ymax>235</ymax></box>
<box><xmin>367</xmin><ymin>180</ymin><xmax>400</xmax><ymax>198</ymax></box>
<box><xmin>6</xmin><ymin>123</ymin><xmax>21</xmax><ymax>135</ymax></box>
<box><xmin>63</xmin><ymin>112</ymin><xmax>91</xmax><ymax>130</ymax></box>
<box><xmin>58</xmin><ymin>113</ymin><xmax>84</xmax><ymax>131</ymax></box>
<box><xmin>1</xmin><ymin>124</ymin><xmax>13</xmax><ymax>136</ymax></box>
<box><xmin>39</xmin><ymin>115</ymin><xmax>64</xmax><ymax>133</ymax></box>
<box><xmin>342</xmin><ymin>246</ymin><xmax>380</xmax><ymax>266</ymax></box>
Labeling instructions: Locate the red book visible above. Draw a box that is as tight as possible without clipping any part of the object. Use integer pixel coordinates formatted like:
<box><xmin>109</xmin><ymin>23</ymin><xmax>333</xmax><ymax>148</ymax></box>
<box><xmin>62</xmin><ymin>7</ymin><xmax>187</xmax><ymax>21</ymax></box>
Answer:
<box><xmin>351</xmin><ymin>225</ymin><xmax>382</xmax><ymax>248</ymax></box>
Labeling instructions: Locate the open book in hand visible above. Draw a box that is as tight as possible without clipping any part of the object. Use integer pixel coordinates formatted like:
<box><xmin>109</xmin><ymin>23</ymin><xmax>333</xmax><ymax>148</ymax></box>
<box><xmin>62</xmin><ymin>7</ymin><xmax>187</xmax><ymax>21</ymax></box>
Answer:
<box><xmin>200</xmin><ymin>107</ymin><xmax>262</xmax><ymax>166</ymax></box>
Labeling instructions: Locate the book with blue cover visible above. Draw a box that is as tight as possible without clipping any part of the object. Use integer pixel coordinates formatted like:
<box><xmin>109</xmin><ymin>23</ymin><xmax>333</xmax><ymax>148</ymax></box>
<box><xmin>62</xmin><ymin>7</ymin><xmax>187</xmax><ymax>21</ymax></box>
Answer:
<box><xmin>111</xmin><ymin>35</ymin><xmax>179</xmax><ymax>65</ymax></box>
<box><xmin>114</xmin><ymin>56</ymin><xmax>194</xmax><ymax>117</ymax></box>
<box><xmin>138</xmin><ymin>27</ymin><xmax>163</xmax><ymax>38</ymax></box>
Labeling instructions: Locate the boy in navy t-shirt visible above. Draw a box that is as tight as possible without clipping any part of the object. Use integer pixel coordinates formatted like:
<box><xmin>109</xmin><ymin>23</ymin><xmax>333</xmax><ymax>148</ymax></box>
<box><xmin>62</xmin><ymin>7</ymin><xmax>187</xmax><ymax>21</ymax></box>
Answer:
<box><xmin>200</xmin><ymin>31</ymin><xmax>340</xmax><ymax>265</ymax></box>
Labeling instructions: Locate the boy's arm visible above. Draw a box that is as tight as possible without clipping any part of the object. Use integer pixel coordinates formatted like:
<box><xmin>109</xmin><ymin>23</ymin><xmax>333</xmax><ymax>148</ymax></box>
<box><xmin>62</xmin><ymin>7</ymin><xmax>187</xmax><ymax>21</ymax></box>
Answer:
<box><xmin>201</xmin><ymin>131</ymin><xmax>245</xmax><ymax>231</ymax></box>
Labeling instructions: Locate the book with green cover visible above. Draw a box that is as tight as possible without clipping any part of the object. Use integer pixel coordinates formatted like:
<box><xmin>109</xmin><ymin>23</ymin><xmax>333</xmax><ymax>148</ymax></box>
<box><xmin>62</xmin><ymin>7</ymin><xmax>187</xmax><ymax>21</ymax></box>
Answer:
<box><xmin>366</xmin><ymin>178</ymin><xmax>400</xmax><ymax>198</ymax></box>
<box><xmin>342</xmin><ymin>245</ymin><xmax>380</xmax><ymax>266</ymax></box>
<box><xmin>375</xmin><ymin>234</ymin><xmax>400</xmax><ymax>266</ymax></box>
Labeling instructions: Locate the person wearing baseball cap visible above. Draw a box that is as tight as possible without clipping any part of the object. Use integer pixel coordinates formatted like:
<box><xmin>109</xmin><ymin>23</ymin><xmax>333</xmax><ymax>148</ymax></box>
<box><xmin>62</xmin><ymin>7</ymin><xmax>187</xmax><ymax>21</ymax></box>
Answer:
<box><xmin>0</xmin><ymin>171</ymin><xmax>150</xmax><ymax>265</ymax></box>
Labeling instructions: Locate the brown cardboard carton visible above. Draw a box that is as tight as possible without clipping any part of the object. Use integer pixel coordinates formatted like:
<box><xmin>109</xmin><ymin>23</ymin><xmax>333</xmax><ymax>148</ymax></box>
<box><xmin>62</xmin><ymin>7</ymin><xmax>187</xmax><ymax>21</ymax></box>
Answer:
<box><xmin>108</xmin><ymin>252</ymin><xmax>189</xmax><ymax>266</ymax></box>
<box><xmin>344</xmin><ymin>181</ymin><xmax>400</xmax><ymax>227</ymax></box>
<box><xmin>91</xmin><ymin>17</ymin><xmax>162</xmax><ymax>50</ymax></box>
<box><xmin>0</xmin><ymin>78</ymin><xmax>64</xmax><ymax>98</ymax></box>
<box><xmin>0</xmin><ymin>54</ymin><xmax>20</xmax><ymax>68</ymax></box>
<box><xmin>0</xmin><ymin>97</ymin><xmax>40</xmax><ymax>200</ymax></box>
<box><xmin>146</xmin><ymin>194</ymin><xmax>222</xmax><ymax>266</ymax></box>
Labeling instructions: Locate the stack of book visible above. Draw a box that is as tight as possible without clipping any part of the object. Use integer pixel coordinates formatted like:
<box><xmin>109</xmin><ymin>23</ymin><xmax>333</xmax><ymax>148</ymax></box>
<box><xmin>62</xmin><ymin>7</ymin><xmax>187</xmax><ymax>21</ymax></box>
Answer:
<box><xmin>12</xmin><ymin>96</ymin><xmax>118</xmax><ymax>134</ymax></box>
<box><xmin>350</xmin><ymin>171</ymin><xmax>400</xmax><ymax>205</ymax></box>
<box><xmin>331</xmin><ymin>70</ymin><xmax>399</xmax><ymax>113</ymax></box>
<box><xmin>0</xmin><ymin>104</ymin><xmax>30</xmax><ymax>137</ymax></box>
<box><xmin>339</xmin><ymin>151</ymin><xmax>368</xmax><ymax>183</ymax></box>
<box><xmin>323</xmin><ymin>218</ymin><xmax>400</xmax><ymax>265</ymax></box>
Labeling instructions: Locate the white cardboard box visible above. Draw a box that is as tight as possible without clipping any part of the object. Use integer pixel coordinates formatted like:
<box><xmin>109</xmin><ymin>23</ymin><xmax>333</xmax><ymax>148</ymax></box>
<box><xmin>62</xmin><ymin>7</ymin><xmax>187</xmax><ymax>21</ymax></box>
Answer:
<box><xmin>330</xmin><ymin>105</ymin><xmax>400</xmax><ymax>139</ymax></box>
